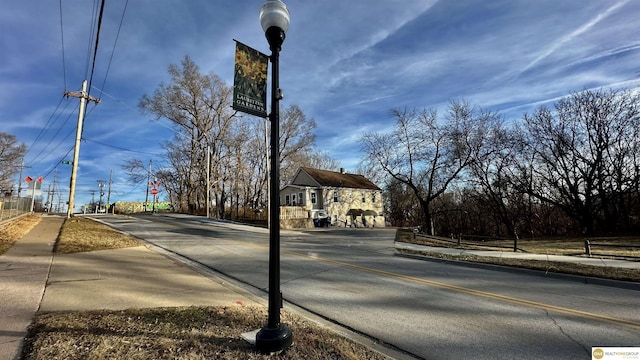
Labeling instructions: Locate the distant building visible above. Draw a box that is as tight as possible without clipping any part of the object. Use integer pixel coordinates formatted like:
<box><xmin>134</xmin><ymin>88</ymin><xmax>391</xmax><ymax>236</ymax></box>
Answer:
<box><xmin>280</xmin><ymin>167</ymin><xmax>385</xmax><ymax>228</ymax></box>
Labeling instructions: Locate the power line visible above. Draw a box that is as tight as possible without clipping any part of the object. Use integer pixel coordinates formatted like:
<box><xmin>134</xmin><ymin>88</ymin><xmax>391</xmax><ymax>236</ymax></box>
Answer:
<box><xmin>98</xmin><ymin>0</ymin><xmax>129</xmax><ymax>98</ymax></box>
<box><xmin>59</xmin><ymin>0</ymin><xmax>67</xmax><ymax>90</ymax></box>
<box><xmin>25</xmin><ymin>95</ymin><xmax>69</xmax><ymax>157</ymax></box>
<box><xmin>41</xmin><ymin>145</ymin><xmax>75</xmax><ymax>180</ymax></box>
<box><xmin>87</xmin><ymin>0</ymin><xmax>106</xmax><ymax>101</ymax></box>
<box><xmin>27</xmin><ymin>111</ymin><xmax>76</xmax><ymax>165</ymax></box>
<box><xmin>93</xmin><ymin>86</ymin><xmax>186</xmax><ymax>138</ymax></box>
<box><xmin>84</xmin><ymin>0</ymin><xmax>99</xmax><ymax>81</ymax></box>
<box><xmin>84</xmin><ymin>137</ymin><xmax>163</xmax><ymax>156</ymax></box>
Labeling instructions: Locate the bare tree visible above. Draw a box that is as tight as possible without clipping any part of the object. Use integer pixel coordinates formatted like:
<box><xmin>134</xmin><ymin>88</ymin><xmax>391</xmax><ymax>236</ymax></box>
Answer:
<box><xmin>361</xmin><ymin>101</ymin><xmax>495</xmax><ymax>235</ymax></box>
<box><xmin>279</xmin><ymin>105</ymin><xmax>318</xmax><ymax>185</ymax></box>
<box><xmin>139</xmin><ymin>55</ymin><xmax>237</xmax><ymax>215</ymax></box>
<box><xmin>465</xmin><ymin>119</ymin><xmax>527</xmax><ymax>239</ymax></box>
<box><xmin>132</xmin><ymin>56</ymin><xmax>329</xmax><ymax>218</ymax></box>
<box><xmin>0</xmin><ymin>132</ymin><xmax>27</xmax><ymax>191</ymax></box>
<box><xmin>515</xmin><ymin>88</ymin><xmax>640</xmax><ymax>235</ymax></box>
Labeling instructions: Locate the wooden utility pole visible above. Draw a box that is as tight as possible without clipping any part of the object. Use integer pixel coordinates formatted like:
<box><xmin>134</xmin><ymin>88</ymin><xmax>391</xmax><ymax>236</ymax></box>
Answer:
<box><xmin>206</xmin><ymin>145</ymin><xmax>210</xmax><ymax>218</ymax></box>
<box><xmin>64</xmin><ymin>80</ymin><xmax>100</xmax><ymax>217</ymax></box>
<box><xmin>106</xmin><ymin>169</ymin><xmax>113</xmax><ymax>214</ymax></box>
<box><xmin>145</xmin><ymin>160</ymin><xmax>152</xmax><ymax>212</ymax></box>
<box><xmin>16</xmin><ymin>160</ymin><xmax>31</xmax><ymax>199</ymax></box>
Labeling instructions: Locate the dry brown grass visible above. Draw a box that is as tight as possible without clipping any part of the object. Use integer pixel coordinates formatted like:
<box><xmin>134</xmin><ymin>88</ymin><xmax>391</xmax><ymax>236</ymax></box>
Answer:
<box><xmin>399</xmin><ymin>249</ymin><xmax>640</xmax><ymax>282</ymax></box>
<box><xmin>413</xmin><ymin>235</ymin><xmax>640</xmax><ymax>257</ymax></box>
<box><xmin>0</xmin><ymin>214</ymin><xmax>41</xmax><ymax>255</ymax></box>
<box><xmin>55</xmin><ymin>217</ymin><xmax>140</xmax><ymax>254</ymax></box>
<box><xmin>23</xmin><ymin>306</ymin><xmax>388</xmax><ymax>360</ymax></box>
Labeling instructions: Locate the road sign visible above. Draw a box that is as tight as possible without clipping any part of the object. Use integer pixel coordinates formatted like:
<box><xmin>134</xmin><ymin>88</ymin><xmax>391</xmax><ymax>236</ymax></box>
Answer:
<box><xmin>151</xmin><ymin>188</ymin><xmax>159</xmax><ymax>195</ymax></box>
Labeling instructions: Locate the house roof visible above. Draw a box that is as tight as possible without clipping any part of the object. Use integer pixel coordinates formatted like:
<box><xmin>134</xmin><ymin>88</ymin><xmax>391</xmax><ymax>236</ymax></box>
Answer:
<box><xmin>293</xmin><ymin>167</ymin><xmax>381</xmax><ymax>190</ymax></box>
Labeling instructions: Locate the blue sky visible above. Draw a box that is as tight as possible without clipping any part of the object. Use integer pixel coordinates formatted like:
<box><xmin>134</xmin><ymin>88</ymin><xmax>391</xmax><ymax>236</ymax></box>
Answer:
<box><xmin>2</xmin><ymin>0</ymin><xmax>640</xmax><ymax>210</ymax></box>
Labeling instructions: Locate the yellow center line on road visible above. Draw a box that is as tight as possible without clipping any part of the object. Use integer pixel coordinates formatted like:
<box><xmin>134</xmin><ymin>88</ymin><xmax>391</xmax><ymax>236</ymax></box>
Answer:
<box><xmin>245</xmin><ymin>242</ymin><xmax>640</xmax><ymax>330</ymax></box>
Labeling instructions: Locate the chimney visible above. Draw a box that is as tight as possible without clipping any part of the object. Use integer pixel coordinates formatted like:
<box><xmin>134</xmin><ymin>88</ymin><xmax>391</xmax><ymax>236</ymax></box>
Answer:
<box><xmin>340</xmin><ymin>168</ymin><xmax>345</xmax><ymax>174</ymax></box>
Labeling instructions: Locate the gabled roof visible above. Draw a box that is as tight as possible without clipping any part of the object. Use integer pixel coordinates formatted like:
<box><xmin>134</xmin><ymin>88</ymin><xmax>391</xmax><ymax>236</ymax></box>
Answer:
<box><xmin>292</xmin><ymin>167</ymin><xmax>381</xmax><ymax>190</ymax></box>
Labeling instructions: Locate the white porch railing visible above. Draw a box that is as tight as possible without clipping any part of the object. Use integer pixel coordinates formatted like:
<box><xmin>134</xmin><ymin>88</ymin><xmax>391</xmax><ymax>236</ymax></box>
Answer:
<box><xmin>280</xmin><ymin>206</ymin><xmax>308</xmax><ymax>220</ymax></box>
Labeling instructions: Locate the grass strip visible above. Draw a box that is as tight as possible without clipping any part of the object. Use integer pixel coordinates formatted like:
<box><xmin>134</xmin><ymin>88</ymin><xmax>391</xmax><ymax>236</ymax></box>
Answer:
<box><xmin>23</xmin><ymin>306</ymin><xmax>388</xmax><ymax>360</ymax></box>
<box><xmin>0</xmin><ymin>214</ymin><xmax>41</xmax><ymax>255</ymax></box>
<box><xmin>55</xmin><ymin>217</ymin><xmax>140</xmax><ymax>254</ymax></box>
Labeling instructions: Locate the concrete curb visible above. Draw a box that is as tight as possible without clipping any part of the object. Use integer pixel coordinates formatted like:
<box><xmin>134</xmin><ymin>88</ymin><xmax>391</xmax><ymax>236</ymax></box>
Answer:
<box><xmin>394</xmin><ymin>244</ymin><xmax>640</xmax><ymax>291</ymax></box>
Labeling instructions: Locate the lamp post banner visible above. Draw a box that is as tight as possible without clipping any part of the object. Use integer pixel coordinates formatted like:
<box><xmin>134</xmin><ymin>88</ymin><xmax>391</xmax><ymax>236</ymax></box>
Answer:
<box><xmin>233</xmin><ymin>41</ymin><xmax>268</xmax><ymax>118</ymax></box>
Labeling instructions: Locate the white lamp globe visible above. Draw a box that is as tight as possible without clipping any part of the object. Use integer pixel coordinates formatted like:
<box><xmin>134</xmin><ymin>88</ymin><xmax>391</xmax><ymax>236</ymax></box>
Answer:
<box><xmin>260</xmin><ymin>0</ymin><xmax>290</xmax><ymax>33</ymax></box>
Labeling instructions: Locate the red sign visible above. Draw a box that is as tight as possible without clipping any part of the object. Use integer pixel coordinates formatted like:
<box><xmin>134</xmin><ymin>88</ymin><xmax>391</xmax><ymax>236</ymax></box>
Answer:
<box><xmin>151</xmin><ymin>188</ymin><xmax>159</xmax><ymax>195</ymax></box>
<box><xmin>25</xmin><ymin>176</ymin><xmax>33</xmax><ymax>182</ymax></box>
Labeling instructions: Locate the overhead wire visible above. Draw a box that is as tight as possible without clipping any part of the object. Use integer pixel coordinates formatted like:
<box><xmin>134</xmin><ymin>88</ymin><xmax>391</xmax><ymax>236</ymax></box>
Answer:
<box><xmin>94</xmin><ymin>86</ymin><xmax>187</xmax><ymax>139</ymax></box>
<box><xmin>40</xmin><ymin>145</ymin><xmax>75</xmax><ymax>180</ymax></box>
<box><xmin>59</xmin><ymin>0</ymin><xmax>67</xmax><ymax>90</ymax></box>
<box><xmin>98</xmin><ymin>0</ymin><xmax>129</xmax><ymax>99</ymax></box>
<box><xmin>84</xmin><ymin>0</ymin><xmax>99</xmax><ymax>81</ymax></box>
<box><xmin>84</xmin><ymin>137</ymin><xmax>163</xmax><ymax>156</ymax></box>
<box><xmin>28</xmin><ymin>110</ymin><xmax>77</xmax><ymax>164</ymax></box>
<box><xmin>87</xmin><ymin>0</ymin><xmax>106</xmax><ymax>101</ymax></box>
<box><xmin>32</xmin><ymin>0</ymin><xmax>129</xmax><ymax>205</ymax></box>
<box><xmin>24</xmin><ymin>96</ymin><xmax>69</xmax><ymax>157</ymax></box>
<box><xmin>43</xmin><ymin>1</ymin><xmax>143</xmax><ymax>203</ymax></box>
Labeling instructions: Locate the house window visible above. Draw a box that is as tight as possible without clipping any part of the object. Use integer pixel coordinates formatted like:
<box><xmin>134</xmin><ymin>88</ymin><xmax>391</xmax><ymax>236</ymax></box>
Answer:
<box><xmin>285</xmin><ymin>194</ymin><xmax>290</xmax><ymax>206</ymax></box>
<box><xmin>362</xmin><ymin>192</ymin><xmax>366</xmax><ymax>203</ymax></box>
<box><xmin>292</xmin><ymin>193</ymin><xmax>296</xmax><ymax>206</ymax></box>
<box><xmin>372</xmin><ymin>192</ymin><xmax>377</xmax><ymax>203</ymax></box>
<box><xmin>333</xmin><ymin>191</ymin><xmax>339</xmax><ymax>202</ymax></box>
<box><xmin>311</xmin><ymin>192</ymin><xmax>317</xmax><ymax>204</ymax></box>
<box><xmin>299</xmin><ymin>192</ymin><xmax>304</xmax><ymax>205</ymax></box>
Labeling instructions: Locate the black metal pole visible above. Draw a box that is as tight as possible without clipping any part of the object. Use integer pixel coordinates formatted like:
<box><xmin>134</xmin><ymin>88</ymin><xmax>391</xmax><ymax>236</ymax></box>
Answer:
<box><xmin>256</xmin><ymin>25</ymin><xmax>292</xmax><ymax>354</ymax></box>
<box><xmin>267</xmin><ymin>38</ymin><xmax>281</xmax><ymax>329</ymax></box>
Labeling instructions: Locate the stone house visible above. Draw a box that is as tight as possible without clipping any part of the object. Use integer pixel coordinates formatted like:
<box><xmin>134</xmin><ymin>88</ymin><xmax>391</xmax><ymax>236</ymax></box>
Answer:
<box><xmin>280</xmin><ymin>167</ymin><xmax>385</xmax><ymax>228</ymax></box>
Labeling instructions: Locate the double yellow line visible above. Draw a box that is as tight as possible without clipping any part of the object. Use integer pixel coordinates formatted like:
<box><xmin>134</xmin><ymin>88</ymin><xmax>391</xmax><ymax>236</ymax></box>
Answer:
<box><xmin>247</xmin><ymin>242</ymin><xmax>640</xmax><ymax>330</ymax></box>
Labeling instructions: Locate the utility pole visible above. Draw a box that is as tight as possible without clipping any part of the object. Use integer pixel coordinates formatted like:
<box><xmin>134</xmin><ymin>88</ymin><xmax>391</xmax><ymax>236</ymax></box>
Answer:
<box><xmin>29</xmin><ymin>179</ymin><xmax>37</xmax><ymax>212</ymax></box>
<box><xmin>106</xmin><ymin>170</ymin><xmax>113</xmax><ymax>214</ymax></box>
<box><xmin>90</xmin><ymin>190</ymin><xmax>96</xmax><ymax>213</ymax></box>
<box><xmin>206</xmin><ymin>145</ymin><xmax>210</xmax><ymax>218</ymax></box>
<box><xmin>65</xmin><ymin>80</ymin><xmax>100</xmax><ymax>217</ymax></box>
<box><xmin>145</xmin><ymin>160</ymin><xmax>152</xmax><ymax>212</ymax></box>
<box><xmin>46</xmin><ymin>184</ymin><xmax>52</xmax><ymax>212</ymax></box>
<box><xmin>16</xmin><ymin>160</ymin><xmax>31</xmax><ymax>199</ymax></box>
<box><xmin>97</xmin><ymin>179</ymin><xmax>106</xmax><ymax>213</ymax></box>
<box><xmin>52</xmin><ymin>167</ymin><xmax>58</xmax><ymax>212</ymax></box>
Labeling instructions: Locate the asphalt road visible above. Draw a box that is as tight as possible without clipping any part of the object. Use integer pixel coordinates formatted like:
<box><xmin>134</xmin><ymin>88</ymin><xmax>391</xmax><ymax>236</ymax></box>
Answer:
<box><xmin>93</xmin><ymin>214</ymin><xmax>640</xmax><ymax>360</ymax></box>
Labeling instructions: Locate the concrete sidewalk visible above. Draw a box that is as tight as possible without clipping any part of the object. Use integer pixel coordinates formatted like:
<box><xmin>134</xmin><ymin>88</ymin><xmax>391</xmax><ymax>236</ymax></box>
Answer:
<box><xmin>0</xmin><ymin>215</ymin><xmax>261</xmax><ymax>360</ymax></box>
<box><xmin>0</xmin><ymin>215</ymin><xmax>59</xmax><ymax>360</ymax></box>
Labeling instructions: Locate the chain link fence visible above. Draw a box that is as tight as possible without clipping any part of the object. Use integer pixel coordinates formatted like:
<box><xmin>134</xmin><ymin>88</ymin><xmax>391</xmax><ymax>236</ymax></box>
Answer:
<box><xmin>0</xmin><ymin>196</ymin><xmax>34</xmax><ymax>222</ymax></box>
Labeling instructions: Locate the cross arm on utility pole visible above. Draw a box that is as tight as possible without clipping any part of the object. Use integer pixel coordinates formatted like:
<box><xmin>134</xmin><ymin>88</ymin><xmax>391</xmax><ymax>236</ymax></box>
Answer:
<box><xmin>64</xmin><ymin>90</ymin><xmax>101</xmax><ymax>104</ymax></box>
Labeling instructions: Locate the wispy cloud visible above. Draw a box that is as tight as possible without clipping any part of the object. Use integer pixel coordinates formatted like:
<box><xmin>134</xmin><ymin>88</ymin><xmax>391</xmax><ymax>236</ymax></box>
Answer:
<box><xmin>3</xmin><ymin>0</ymin><xmax>640</xmax><ymax>205</ymax></box>
<box><xmin>518</xmin><ymin>0</ymin><xmax>629</xmax><ymax>76</ymax></box>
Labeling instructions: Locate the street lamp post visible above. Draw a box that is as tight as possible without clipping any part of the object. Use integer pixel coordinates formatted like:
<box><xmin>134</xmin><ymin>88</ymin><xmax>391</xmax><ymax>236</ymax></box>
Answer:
<box><xmin>255</xmin><ymin>0</ymin><xmax>292</xmax><ymax>354</ymax></box>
